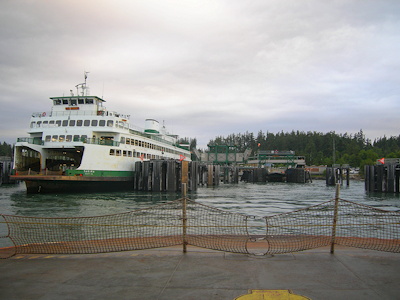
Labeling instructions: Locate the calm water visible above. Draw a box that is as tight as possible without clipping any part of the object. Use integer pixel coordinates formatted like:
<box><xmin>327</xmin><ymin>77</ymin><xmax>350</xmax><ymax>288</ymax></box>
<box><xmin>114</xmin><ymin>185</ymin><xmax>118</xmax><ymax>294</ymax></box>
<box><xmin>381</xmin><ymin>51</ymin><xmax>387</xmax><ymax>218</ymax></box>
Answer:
<box><xmin>1</xmin><ymin>180</ymin><xmax>399</xmax><ymax>246</ymax></box>
<box><xmin>1</xmin><ymin>180</ymin><xmax>400</xmax><ymax>218</ymax></box>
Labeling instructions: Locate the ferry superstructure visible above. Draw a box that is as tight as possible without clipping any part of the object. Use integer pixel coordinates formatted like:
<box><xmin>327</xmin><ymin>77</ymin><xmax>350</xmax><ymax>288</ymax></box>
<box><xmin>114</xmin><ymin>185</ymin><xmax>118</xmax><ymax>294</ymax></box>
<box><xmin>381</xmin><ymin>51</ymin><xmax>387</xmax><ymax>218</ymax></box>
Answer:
<box><xmin>11</xmin><ymin>77</ymin><xmax>191</xmax><ymax>193</ymax></box>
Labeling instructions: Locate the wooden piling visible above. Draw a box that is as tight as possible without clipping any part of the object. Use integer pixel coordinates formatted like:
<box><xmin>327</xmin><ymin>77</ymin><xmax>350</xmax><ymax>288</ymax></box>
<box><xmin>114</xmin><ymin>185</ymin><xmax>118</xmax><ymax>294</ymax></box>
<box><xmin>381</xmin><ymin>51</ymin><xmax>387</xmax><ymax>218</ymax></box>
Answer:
<box><xmin>207</xmin><ymin>165</ymin><xmax>214</xmax><ymax>186</ymax></box>
<box><xmin>181</xmin><ymin>183</ymin><xmax>188</xmax><ymax>253</ymax></box>
<box><xmin>330</xmin><ymin>183</ymin><xmax>340</xmax><ymax>254</ymax></box>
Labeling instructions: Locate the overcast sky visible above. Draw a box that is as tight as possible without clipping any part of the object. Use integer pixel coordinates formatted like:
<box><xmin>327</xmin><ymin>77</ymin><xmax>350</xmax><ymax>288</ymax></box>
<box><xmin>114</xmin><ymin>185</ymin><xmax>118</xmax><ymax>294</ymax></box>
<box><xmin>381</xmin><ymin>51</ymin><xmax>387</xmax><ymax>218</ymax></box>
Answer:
<box><xmin>1</xmin><ymin>0</ymin><xmax>399</xmax><ymax>148</ymax></box>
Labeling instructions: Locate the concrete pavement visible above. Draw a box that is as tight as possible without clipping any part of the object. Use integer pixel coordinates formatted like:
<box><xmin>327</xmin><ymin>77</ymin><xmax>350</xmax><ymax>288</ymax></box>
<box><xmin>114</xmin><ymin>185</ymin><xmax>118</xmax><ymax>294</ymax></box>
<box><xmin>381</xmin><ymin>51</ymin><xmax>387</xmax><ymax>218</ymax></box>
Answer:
<box><xmin>0</xmin><ymin>245</ymin><xmax>399</xmax><ymax>300</ymax></box>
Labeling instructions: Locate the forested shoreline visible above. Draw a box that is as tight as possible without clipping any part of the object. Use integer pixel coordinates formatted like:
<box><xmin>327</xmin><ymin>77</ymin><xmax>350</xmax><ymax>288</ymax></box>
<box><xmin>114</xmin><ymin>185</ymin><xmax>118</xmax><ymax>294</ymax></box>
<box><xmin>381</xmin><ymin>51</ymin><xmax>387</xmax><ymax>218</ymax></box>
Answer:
<box><xmin>207</xmin><ymin>130</ymin><xmax>400</xmax><ymax>169</ymax></box>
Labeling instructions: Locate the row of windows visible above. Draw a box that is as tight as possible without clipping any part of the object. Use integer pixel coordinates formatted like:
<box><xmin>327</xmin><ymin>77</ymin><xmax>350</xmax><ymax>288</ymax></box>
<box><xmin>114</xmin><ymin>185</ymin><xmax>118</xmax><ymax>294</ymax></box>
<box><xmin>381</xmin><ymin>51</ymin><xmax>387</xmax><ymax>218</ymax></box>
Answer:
<box><xmin>109</xmin><ymin>149</ymin><xmax>167</xmax><ymax>160</ymax></box>
<box><xmin>31</xmin><ymin>119</ymin><xmax>115</xmax><ymax>128</ymax></box>
<box><xmin>45</xmin><ymin>135</ymin><xmax>87</xmax><ymax>143</ymax></box>
<box><xmin>110</xmin><ymin>149</ymin><xmax>133</xmax><ymax>157</ymax></box>
<box><xmin>53</xmin><ymin>99</ymin><xmax>94</xmax><ymax>106</ymax></box>
<box><xmin>120</xmin><ymin>137</ymin><xmax>183</xmax><ymax>155</ymax></box>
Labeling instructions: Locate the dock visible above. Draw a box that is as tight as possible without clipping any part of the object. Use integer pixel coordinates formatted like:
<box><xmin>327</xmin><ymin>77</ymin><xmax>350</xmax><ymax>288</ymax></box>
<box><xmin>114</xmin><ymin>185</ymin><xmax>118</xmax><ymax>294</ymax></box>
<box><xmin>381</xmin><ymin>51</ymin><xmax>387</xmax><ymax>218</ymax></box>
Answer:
<box><xmin>1</xmin><ymin>246</ymin><xmax>399</xmax><ymax>300</ymax></box>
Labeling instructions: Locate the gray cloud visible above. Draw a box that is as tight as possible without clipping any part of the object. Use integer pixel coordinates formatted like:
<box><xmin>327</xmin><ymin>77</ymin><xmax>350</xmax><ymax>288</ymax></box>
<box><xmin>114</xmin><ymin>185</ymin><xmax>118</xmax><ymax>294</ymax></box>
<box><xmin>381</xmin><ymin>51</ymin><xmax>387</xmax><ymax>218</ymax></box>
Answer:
<box><xmin>0</xmin><ymin>0</ymin><xmax>399</xmax><ymax>147</ymax></box>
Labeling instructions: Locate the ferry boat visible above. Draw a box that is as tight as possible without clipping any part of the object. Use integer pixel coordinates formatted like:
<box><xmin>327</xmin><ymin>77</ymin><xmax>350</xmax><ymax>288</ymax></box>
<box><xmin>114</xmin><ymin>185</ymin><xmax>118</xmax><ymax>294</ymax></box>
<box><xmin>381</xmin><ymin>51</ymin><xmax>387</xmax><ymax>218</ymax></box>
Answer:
<box><xmin>11</xmin><ymin>75</ymin><xmax>191</xmax><ymax>193</ymax></box>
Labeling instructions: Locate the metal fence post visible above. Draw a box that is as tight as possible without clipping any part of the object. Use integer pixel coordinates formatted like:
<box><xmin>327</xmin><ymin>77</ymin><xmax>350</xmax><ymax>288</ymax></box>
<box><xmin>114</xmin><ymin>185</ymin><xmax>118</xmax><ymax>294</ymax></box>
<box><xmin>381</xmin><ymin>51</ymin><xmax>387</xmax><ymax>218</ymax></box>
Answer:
<box><xmin>330</xmin><ymin>183</ymin><xmax>340</xmax><ymax>254</ymax></box>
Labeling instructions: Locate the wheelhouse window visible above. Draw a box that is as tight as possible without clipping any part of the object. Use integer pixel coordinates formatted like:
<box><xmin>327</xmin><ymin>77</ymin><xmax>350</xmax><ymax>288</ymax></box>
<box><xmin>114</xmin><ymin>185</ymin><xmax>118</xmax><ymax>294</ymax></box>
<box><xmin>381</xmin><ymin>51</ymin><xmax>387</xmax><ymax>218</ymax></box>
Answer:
<box><xmin>99</xmin><ymin>120</ymin><xmax>105</xmax><ymax>126</ymax></box>
<box><xmin>53</xmin><ymin>99</ymin><xmax>61</xmax><ymax>105</ymax></box>
<box><xmin>76</xmin><ymin>120</ymin><xmax>83</xmax><ymax>126</ymax></box>
<box><xmin>70</xmin><ymin>99</ymin><xmax>77</xmax><ymax>106</ymax></box>
<box><xmin>107</xmin><ymin>120</ymin><xmax>113</xmax><ymax>127</ymax></box>
<box><xmin>62</xmin><ymin>120</ymin><xmax>68</xmax><ymax>126</ymax></box>
<box><xmin>30</xmin><ymin>122</ymin><xmax>35</xmax><ymax>128</ymax></box>
<box><xmin>62</xmin><ymin>99</ymin><xmax>68</xmax><ymax>105</ymax></box>
<box><xmin>78</xmin><ymin>99</ymin><xmax>84</xmax><ymax>104</ymax></box>
<box><xmin>84</xmin><ymin>120</ymin><xmax>90</xmax><ymax>126</ymax></box>
<box><xmin>69</xmin><ymin>120</ymin><xmax>76</xmax><ymax>126</ymax></box>
<box><xmin>85</xmin><ymin>99</ymin><xmax>94</xmax><ymax>104</ymax></box>
<box><xmin>91</xmin><ymin>120</ymin><xmax>98</xmax><ymax>126</ymax></box>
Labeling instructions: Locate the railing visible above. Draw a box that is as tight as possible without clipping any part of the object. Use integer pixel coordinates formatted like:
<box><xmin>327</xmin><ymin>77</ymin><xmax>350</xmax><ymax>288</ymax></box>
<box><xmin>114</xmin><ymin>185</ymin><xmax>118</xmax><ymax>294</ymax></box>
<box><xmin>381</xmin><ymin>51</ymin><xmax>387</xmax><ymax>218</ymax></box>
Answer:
<box><xmin>31</xmin><ymin>110</ymin><xmax>130</xmax><ymax>118</ymax></box>
<box><xmin>85</xmin><ymin>138</ymin><xmax>120</xmax><ymax>147</ymax></box>
<box><xmin>17</xmin><ymin>138</ymin><xmax>43</xmax><ymax>145</ymax></box>
<box><xmin>1</xmin><ymin>192</ymin><xmax>399</xmax><ymax>259</ymax></box>
<box><xmin>16</xmin><ymin>137</ymin><xmax>120</xmax><ymax>147</ymax></box>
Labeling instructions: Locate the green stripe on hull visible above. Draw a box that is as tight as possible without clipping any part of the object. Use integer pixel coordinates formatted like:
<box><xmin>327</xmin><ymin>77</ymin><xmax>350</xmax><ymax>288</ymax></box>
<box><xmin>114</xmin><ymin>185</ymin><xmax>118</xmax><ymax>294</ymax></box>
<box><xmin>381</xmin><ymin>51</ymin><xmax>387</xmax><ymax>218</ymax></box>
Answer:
<box><xmin>65</xmin><ymin>170</ymin><xmax>134</xmax><ymax>177</ymax></box>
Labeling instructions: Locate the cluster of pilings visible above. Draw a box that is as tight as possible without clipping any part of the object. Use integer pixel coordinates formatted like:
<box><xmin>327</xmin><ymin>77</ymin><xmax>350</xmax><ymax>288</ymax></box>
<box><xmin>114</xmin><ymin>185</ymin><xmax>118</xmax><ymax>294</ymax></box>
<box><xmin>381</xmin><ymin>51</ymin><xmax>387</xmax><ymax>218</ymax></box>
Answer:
<box><xmin>365</xmin><ymin>163</ymin><xmax>400</xmax><ymax>193</ymax></box>
<box><xmin>205</xmin><ymin>165</ymin><xmax>239</xmax><ymax>186</ymax></box>
<box><xmin>133</xmin><ymin>161</ymin><xmax>241</xmax><ymax>191</ymax></box>
<box><xmin>241</xmin><ymin>168</ymin><xmax>311</xmax><ymax>183</ymax></box>
<box><xmin>133</xmin><ymin>160</ymin><xmax>313</xmax><ymax>192</ymax></box>
<box><xmin>134</xmin><ymin>160</ymin><xmax>199</xmax><ymax>192</ymax></box>
<box><xmin>286</xmin><ymin>168</ymin><xmax>312</xmax><ymax>183</ymax></box>
<box><xmin>326</xmin><ymin>165</ymin><xmax>350</xmax><ymax>186</ymax></box>
<box><xmin>241</xmin><ymin>168</ymin><xmax>267</xmax><ymax>182</ymax></box>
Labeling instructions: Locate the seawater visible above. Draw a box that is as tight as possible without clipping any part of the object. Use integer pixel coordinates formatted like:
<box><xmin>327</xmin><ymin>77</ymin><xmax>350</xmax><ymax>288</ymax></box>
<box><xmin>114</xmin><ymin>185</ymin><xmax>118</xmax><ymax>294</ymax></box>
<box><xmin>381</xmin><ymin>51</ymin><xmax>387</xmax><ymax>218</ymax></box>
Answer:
<box><xmin>1</xmin><ymin>180</ymin><xmax>399</xmax><ymax>246</ymax></box>
<box><xmin>1</xmin><ymin>180</ymin><xmax>400</xmax><ymax>217</ymax></box>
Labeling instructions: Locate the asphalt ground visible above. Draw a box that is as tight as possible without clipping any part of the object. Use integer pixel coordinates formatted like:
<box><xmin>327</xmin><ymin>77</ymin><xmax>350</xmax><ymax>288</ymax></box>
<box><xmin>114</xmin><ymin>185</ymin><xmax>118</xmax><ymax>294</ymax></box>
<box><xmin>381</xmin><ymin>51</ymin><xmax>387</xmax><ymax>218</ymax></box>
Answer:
<box><xmin>0</xmin><ymin>245</ymin><xmax>399</xmax><ymax>300</ymax></box>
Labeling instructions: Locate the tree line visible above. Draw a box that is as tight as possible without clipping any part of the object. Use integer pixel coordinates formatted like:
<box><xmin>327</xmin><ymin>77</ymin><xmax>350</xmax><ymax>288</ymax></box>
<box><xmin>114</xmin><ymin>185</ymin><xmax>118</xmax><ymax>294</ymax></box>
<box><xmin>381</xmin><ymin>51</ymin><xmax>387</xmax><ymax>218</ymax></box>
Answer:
<box><xmin>207</xmin><ymin>130</ymin><xmax>400</xmax><ymax>170</ymax></box>
<box><xmin>0</xmin><ymin>142</ymin><xmax>13</xmax><ymax>157</ymax></box>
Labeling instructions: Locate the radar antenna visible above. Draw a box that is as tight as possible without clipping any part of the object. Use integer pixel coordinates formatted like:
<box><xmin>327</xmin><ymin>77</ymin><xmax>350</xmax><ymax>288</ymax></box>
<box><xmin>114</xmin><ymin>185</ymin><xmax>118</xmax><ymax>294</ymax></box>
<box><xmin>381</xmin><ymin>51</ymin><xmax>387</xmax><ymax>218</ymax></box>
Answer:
<box><xmin>75</xmin><ymin>71</ymin><xmax>90</xmax><ymax>96</ymax></box>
